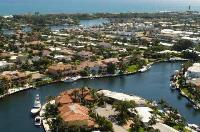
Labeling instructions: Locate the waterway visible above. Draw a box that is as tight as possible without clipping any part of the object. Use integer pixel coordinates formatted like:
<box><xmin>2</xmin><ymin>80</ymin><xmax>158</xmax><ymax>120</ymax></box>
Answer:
<box><xmin>0</xmin><ymin>62</ymin><xmax>199</xmax><ymax>132</ymax></box>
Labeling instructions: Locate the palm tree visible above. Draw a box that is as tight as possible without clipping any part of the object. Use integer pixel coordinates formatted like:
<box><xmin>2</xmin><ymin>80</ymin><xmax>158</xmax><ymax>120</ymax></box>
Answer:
<box><xmin>72</xmin><ymin>89</ymin><xmax>79</xmax><ymax>102</ymax></box>
<box><xmin>112</xmin><ymin>100</ymin><xmax>136</xmax><ymax>125</ymax></box>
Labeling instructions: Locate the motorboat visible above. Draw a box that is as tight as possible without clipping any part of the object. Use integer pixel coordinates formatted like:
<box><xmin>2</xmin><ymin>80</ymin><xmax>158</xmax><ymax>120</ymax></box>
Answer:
<box><xmin>31</xmin><ymin>94</ymin><xmax>41</xmax><ymax>115</ymax></box>
<box><xmin>35</xmin><ymin>116</ymin><xmax>42</xmax><ymax>126</ymax></box>
<box><xmin>62</xmin><ymin>76</ymin><xmax>81</xmax><ymax>82</ymax></box>
<box><xmin>139</xmin><ymin>64</ymin><xmax>151</xmax><ymax>73</ymax></box>
<box><xmin>170</xmin><ymin>81</ymin><xmax>176</xmax><ymax>89</ymax></box>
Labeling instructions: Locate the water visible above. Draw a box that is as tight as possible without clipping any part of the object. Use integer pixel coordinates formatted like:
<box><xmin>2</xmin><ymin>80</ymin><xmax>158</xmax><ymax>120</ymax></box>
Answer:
<box><xmin>0</xmin><ymin>0</ymin><xmax>200</xmax><ymax>15</ymax></box>
<box><xmin>0</xmin><ymin>62</ymin><xmax>199</xmax><ymax>132</ymax></box>
<box><xmin>50</xmin><ymin>19</ymin><xmax>109</xmax><ymax>31</ymax></box>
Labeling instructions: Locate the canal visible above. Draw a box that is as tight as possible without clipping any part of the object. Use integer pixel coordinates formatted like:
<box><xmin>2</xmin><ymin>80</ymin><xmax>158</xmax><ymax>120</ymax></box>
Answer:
<box><xmin>0</xmin><ymin>62</ymin><xmax>199</xmax><ymax>132</ymax></box>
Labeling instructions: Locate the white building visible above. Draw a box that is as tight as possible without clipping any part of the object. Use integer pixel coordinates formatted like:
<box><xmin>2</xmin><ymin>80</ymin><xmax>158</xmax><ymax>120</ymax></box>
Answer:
<box><xmin>185</xmin><ymin>63</ymin><xmax>200</xmax><ymax>78</ymax></box>
<box><xmin>0</xmin><ymin>61</ymin><xmax>14</xmax><ymax>69</ymax></box>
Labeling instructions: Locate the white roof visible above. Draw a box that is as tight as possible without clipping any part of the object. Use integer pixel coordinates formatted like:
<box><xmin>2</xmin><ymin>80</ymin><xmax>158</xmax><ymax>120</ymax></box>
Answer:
<box><xmin>153</xmin><ymin>123</ymin><xmax>178</xmax><ymax>132</ymax></box>
<box><xmin>135</xmin><ymin>107</ymin><xmax>153</xmax><ymax>123</ymax></box>
<box><xmin>188</xmin><ymin>63</ymin><xmax>200</xmax><ymax>73</ymax></box>
<box><xmin>157</xmin><ymin>50</ymin><xmax>179</xmax><ymax>54</ymax></box>
<box><xmin>97</xmin><ymin>90</ymin><xmax>146</xmax><ymax>104</ymax></box>
<box><xmin>0</xmin><ymin>61</ymin><xmax>8</xmax><ymax>66</ymax></box>
<box><xmin>159</xmin><ymin>42</ymin><xmax>173</xmax><ymax>47</ymax></box>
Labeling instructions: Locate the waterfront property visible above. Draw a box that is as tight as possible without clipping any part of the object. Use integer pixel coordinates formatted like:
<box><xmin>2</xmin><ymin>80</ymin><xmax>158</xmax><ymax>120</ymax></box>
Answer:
<box><xmin>39</xmin><ymin>88</ymin><xmax>198</xmax><ymax>132</ymax></box>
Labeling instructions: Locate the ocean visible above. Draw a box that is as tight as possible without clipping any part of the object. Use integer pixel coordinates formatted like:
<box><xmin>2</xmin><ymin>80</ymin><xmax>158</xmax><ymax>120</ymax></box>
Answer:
<box><xmin>0</xmin><ymin>0</ymin><xmax>200</xmax><ymax>15</ymax></box>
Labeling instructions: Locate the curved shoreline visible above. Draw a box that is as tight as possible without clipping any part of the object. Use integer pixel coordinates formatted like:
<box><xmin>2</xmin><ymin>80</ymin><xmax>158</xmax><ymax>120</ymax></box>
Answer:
<box><xmin>0</xmin><ymin>60</ymin><xmax>185</xmax><ymax>100</ymax></box>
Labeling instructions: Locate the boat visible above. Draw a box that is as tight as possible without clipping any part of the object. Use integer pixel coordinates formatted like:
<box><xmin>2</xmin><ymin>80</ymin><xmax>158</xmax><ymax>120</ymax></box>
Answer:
<box><xmin>170</xmin><ymin>81</ymin><xmax>176</xmax><ymax>89</ymax></box>
<box><xmin>62</xmin><ymin>76</ymin><xmax>81</xmax><ymax>82</ymax></box>
<box><xmin>31</xmin><ymin>94</ymin><xmax>41</xmax><ymax>115</ymax></box>
<box><xmin>139</xmin><ymin>64</ymin><xmax>151</xmax><ymax>73</ymax></box>
<box><xmin>35</xmin><ymin>116</ymin><xmax>42</xmax><ymax>126</ymax></box>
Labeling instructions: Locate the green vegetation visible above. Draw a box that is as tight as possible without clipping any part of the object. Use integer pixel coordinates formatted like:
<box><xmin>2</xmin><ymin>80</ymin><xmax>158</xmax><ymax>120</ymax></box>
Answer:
<box><xmin>126</xmin><ymin>65</ymin><xmax>140</xmax><ymax>73</ymax></box>
<box><xmin>112</xmin><ymin>100</ymin><xmax>136</xmax><ymax>125</ymax></box>
<box><xmin>172</xmin><ymin>40</ymin><xmax>194</xmax><ymax>51</ymax></box>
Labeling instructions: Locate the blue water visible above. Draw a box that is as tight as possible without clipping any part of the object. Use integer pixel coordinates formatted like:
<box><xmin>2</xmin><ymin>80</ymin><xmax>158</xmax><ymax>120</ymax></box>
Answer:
<box><xmin>0</xmin><ymin>0</ymin><xmax>200</xmax><ymax>15</ymax></box>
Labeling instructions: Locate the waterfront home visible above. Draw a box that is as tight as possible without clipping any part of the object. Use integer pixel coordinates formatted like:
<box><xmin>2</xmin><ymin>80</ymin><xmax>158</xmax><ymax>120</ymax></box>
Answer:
<box><xmin>55</xmin><ymin>90</ymin><xmax>95</xmax><ymax>127</ymax></box>
<box><xmin>185</xmin><ymin>63</ymin><xmax>200</xmax><ymax>79</ymax></box>
<box><xmin>97</xmin><ymin>90</ymin><xmax>146</xmax><ymax>105</ymax></box>
<box><xmin>31</xmin><ymin>72</ymin><xmax>46</xmax><ymax>82</ymax></box>
<box><xmin>77</xmin><ymin>60</ymin><xmax>111</xmax><ymax>75</ymax></box>
<box><xmin>58</xmin><ymin>103</ymin><xmax>95</xmax><ymax>127</ymax></box>
<box><xmin>0</xmin><ymin>71</ymin><xmax>29</xmax><ymax>87</ymax></box>
<box><xmin>47</xmin><ymin>63</ymin><xmax>75</xmax><ymax>77</ymax></box>
<box><xmin>101</xmin><ymin>58</ymin><xmax>120</xmax><ymax>65</ymax></box>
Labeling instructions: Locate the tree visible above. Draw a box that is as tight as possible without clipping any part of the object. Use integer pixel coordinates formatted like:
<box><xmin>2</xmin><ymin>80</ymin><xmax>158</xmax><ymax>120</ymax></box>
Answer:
<box><xmin>96</xmin><ymin>114</ymin><xmax>113</xmax><ymax>131</ymax></box>
<box><xmin>107</xmin><ymin>63</ymin><xmax>116</xmax><ymax>74</ymax></box>
<box><xmin>112</xmin><ymin>100</ymin><xmax>136</xmax><ymax>125</ymax></box>
<box><xmin>0</xmin><ymin>76</ymin><xmax>11</xmax><ymax>94</ymax></box>
<box><xmin>172</xmin><ymin>39</ymin><xmax>194</xmax><ymax>51</ymax></box>
<box><xmin>182</xmin><ymin>50</ymin><xmax>199</xmax><ymax>61</ymax></box>
<box><xmin>44</xmin><ymin>103</ymin><xmax>58</xmax><ymax>118</ymax></box>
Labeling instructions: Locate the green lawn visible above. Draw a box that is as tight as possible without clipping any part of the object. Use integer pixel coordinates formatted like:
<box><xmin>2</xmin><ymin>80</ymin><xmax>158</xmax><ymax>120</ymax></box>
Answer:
<box><xmin>181</xmin><ymin>87</ymin><xmax>193</xmax><ymax>98</ymax></box>
<box><xmin>126</xmin><ymin>65</ymin><xmax>140</xmax><ymax>73</ymax></box>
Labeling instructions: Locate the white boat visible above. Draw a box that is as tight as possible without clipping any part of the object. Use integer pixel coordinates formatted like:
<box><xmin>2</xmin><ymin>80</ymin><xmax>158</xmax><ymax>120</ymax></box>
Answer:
<box><xmin>31</xmin><ymin>94</ymin><xmax>41</xmax><ymax>115</ymax></box>
<box><xmin>62</xmin><ymin>76</ymin><xmax>81</xmax><ymax>83</ymax></box>
<box><xmin>139</xmin><ymin>67</ymin><xmax>147</xmax><ymax>72</ymax></box>
<box><xmin>170</xmin><ymin>81</ymin><xmax>176</xmax><ymax>89</ymax></box>
<box><xmin>139</xmin><ymin>64</ymin><xmax>151</xmax><ymax>73</ymax></box>
<box><xmin>35</xmin><ymin>116</ymin><xmax>42</xmax><ymax>126</ymax></box>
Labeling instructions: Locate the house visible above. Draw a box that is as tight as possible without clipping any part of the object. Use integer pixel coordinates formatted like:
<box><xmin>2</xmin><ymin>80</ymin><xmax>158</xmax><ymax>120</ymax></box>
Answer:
<box><xmin>55</xmin><ymin>90</ymin><xmax>95</xmax><ymax>127</ymax></box>
<box><xmin>31</xmin><ymin>56</ymin><xmax>40</xmax><ymax>62</ymax></box>
<box><xmin>0</xmin><ymin>71</ymin><xmax>29</xmax><ymax>87</ymax></box>
<box><xmin>47</xmin><ymin>63</ymin><xmax>75</xmax><ymax>77</ymax></box>
<box><xmin>54</xmin><ymin>55</ymin><xmax>72</xmax><ymax>62</ymax></box>
<box><xmin>185</xmin><ymin>63</ymin><xmax>200</xmax><ymax>79</ymax></box>
<box><xmin>101</xmin><ymin>58</ymin><xmax>119</xmax><ymax>65</ymax></box>
<box><xmin>42</xmin><ymin>50</ymin><xmax>51</xmax><ymax>57</ymax></box>
<box><xmin>98</xmin><ymin>42</ymin><xmax>112</xmax><ymax>49</ymax></box>
<box><xmin>97</xmin><ymin>90</ymin><xmax>146</xmax><ymax>105</ymax></box>
<box><xmin>0</xmin><ymin>61</ymin><xmax>14</xmax><ymax>69</ymax></box>
<box><xmin>16</xmin><ymin>54</ymin><xmax>28</xmax><ymax>64</ymax></box>
<box><xmin>77</xmin><ymin>51</ymin><xmax>94</xmax><ymax>60</ymax></box>
<box><xmin>56</xmin><ymin>92</ymin><xmax>73</xmax><ymax>105</ymax></box>
<box><xmin>58</xmin><ymin>103</ymin><xmax>95</xmax><ymax>127</ymax></box>
<box><xmin>31</xmin><ymin>72</ymin><xmax>45</xmax><ymax>82</ymax></box>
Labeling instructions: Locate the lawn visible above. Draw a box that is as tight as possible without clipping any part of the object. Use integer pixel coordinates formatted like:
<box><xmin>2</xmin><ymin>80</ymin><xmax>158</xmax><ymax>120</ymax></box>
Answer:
<box><xmin>181</xmin><ymin>87</ymin><xmax>193</xmax><ymax>99</ymax></box>
<box><xmin>126</xmin><ymin>65</ymin><xmax>140</xmax><ymax>73</ymax></box>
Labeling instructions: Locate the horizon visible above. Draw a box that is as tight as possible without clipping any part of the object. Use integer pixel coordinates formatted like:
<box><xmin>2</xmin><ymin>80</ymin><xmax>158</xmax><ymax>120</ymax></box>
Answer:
<box><xmin>0</xmin><ymin>0</ymin><xmax>200</xmax><ymax>15</ymax></box>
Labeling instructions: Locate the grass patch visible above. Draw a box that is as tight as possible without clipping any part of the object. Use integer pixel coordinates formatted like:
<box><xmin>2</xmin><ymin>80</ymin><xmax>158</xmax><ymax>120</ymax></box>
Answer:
<box><xmin>181</xmin><ymin>87</ymin><xmax>193</xmax><ymax>98</ymax></box>
<box><xmin>126</xmin><ymin>65</ymin><xmax>140</xmax><ymax>73</ymax></box>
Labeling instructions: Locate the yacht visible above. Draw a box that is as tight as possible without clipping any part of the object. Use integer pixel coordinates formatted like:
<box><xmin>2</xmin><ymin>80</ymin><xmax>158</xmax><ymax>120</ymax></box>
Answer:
<box><xmin>31</xmin><ymin>94</ymin><xmax>41</xmax><ymax>115</ymax></box>
<box><xmin>35</xmin><ymin>116</ymin><xmax>42</xmax><ymax>126</ymax></box>
<box><xmin>62</xmin><ymin>76</ymin><xmax>81</xmax><ymax>83</ymax></box>
<box><xmin>139</xmin><ymin>64</ymin><xmax>151</xmax><ymax>73</ymax></box>
<box><xmin>170</xmin><ymin>81</ymin><xmax>176</xmax><ymax>89</ymax></box>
